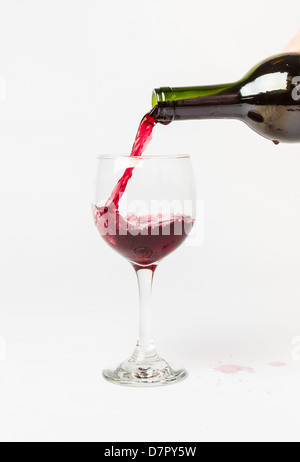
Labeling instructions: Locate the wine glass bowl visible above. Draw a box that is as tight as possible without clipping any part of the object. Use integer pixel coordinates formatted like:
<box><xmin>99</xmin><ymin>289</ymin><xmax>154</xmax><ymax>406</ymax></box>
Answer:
<box><xmin>93</xmin><ymin>154</ymin><xmax>196</xmax><ymax>386</ymax></box>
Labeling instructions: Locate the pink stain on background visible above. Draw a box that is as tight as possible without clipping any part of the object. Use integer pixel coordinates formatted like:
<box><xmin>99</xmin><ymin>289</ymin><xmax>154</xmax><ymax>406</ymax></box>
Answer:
<box><xmin>269</xmin><ymin>362</ymin><xmax>286</xmax><ymax>368</ymax></box>
<box><xmin>215</xmin><ymin>365</ymin><xmax>255</xmax><ymax>375</ymax></box>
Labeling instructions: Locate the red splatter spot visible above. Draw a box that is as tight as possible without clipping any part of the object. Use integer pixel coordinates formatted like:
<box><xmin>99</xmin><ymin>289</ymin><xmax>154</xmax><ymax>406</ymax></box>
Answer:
<box><xmin>269</xmin><ymin>362</ymin><xmax>286</xmax><ymax>367</ymax></box>
<box><xmin>215</xmin><ymin>364</ymin><xmax>255</xmax><ymax>375</ymax></box>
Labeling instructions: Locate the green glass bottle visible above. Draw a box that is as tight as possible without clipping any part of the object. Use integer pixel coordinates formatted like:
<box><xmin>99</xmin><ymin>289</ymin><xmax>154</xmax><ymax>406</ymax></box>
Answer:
<box><xmin>151</xmin><ymin>53</ymin><xmax>300</xmax><ymax>143</ymax></box>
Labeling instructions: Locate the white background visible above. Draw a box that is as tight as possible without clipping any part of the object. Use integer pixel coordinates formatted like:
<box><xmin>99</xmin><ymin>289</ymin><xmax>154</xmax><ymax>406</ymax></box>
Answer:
<box><xmin>0</xmin><ymin>0</ymin><xmax>300</xmax><ymax>443</ymax></box>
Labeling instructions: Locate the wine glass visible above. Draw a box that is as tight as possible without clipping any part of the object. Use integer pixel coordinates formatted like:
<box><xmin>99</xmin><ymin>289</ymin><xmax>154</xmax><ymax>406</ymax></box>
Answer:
<box><xmin>93</xmin><ymin>155</ymin><xmax>196</xmax><ymax>386</ymax></box>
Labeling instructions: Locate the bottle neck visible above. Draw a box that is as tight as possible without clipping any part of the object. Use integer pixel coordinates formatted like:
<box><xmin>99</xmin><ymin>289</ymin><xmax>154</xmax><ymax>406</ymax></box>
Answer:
<box><xmin>151</xmin><ymin>84</ymin><xmax>242</xmax><ymax>123</ymax></box>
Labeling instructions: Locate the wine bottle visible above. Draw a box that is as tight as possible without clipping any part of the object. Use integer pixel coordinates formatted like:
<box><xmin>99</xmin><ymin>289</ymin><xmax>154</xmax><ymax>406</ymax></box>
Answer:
<box><xmin>151</xmin><ymin>53</ymin><xmax>300</xmax><ymax>143</ymax></box>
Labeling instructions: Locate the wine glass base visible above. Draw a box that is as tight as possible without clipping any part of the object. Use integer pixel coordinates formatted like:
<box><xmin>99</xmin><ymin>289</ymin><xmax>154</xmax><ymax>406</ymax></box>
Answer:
<box><xmin>102</xmin><ymin>345</ymin><xmax>187</xmax><ymax>387</ymax></box>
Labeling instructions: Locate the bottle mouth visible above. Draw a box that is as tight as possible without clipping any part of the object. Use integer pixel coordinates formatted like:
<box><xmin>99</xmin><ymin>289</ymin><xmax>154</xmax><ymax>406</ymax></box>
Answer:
<box><xmin>152</xmin><ymin>87</ymin><xmax>173</xmax><ymax>107</ymax></box>
<box><xmin>151</xmin><ymin>88</ymin><xmax>175</xmax><ymax>124</ymax></box>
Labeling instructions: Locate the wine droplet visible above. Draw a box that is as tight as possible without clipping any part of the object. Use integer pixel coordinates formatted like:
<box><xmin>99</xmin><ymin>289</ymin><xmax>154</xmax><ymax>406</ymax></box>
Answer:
<box><xmin>273</xmin><ymin>140</ymin><xmax>280</xmax><ymax>145</ymax></box>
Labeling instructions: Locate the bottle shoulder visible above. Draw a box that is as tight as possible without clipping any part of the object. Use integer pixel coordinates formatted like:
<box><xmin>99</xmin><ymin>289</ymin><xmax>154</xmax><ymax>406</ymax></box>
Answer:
<box><xmin>241</xmin><ymin>53</ymin><xmax>300</xmax><ymax>82</ymax></box>
<box><xmin>231</xmin><ymin>53</ymin><xmax>300</xmax><ymax>102</ymax></box>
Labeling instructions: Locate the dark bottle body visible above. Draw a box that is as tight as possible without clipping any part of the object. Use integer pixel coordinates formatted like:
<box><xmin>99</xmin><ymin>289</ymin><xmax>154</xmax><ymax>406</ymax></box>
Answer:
<box><xmin>151</xmin><ymin>53</ymin><xmax>300</xmax><ymax>143</ymax></box>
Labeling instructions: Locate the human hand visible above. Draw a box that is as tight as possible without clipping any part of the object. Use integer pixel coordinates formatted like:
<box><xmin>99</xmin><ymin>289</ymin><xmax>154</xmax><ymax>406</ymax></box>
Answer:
<box><xmin>283</xmin><ymin>30</ymin><xmax>300</xmax><ymax>52</ymax></box>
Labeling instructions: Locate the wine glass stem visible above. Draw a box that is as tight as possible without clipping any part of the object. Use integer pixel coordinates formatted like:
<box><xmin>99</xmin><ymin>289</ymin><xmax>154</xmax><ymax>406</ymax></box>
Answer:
<box><xmin>135</xmin><ymin>267</ymin><xmax>156</xmax><ymax>349</ymax></box>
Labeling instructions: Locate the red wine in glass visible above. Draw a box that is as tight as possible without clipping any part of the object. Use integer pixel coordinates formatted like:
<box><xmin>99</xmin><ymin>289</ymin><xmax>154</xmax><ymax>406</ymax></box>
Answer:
<box><xmin>93</xmin><ymin>208</ymin><xmax>194</xmax><ymax>267</ymax></box>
